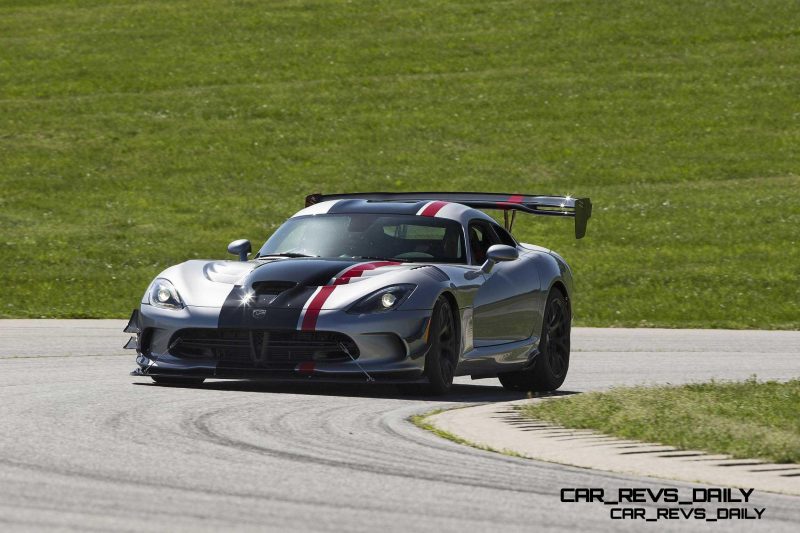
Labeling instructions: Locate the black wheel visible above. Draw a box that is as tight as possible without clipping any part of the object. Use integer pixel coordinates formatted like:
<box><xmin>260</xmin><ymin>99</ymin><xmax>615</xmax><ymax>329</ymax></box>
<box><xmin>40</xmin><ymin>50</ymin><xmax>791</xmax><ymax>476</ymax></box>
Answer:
<box><xmin>402</xmin><ymin>297</ymin><xmax>459</xmax><ymax>396</ymax></box>
<box><xmin>151</xmin><ymin>376</ymin><xmax>205</xmax><ymax>386</ymax></box>
<box><xmin>498</xmin><ymin>288</ymin><xmax>570</xmax><ymax>392</ymax></box>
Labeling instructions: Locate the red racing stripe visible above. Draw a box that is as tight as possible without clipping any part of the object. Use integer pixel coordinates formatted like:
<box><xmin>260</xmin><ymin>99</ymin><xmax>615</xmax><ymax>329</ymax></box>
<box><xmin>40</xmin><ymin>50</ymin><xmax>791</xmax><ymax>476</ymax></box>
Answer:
<box><xmin>296</xmin><ymin>362</ymin><xmax>315</xmax><ymax>374</ymax></box>
<box><xmin>498</xmin><ymin>194</ymin><xmax>525</xmax><ymax>210</ymax></box>
<box><xmin>420</xmin><ymin>201</ymin><xmax>448</xmax><ymax>217</ymax></box>
<box><xmin>300</xmin><ymin>285</ymin><xmax>336</xmax><ymax>331</ymax></box>
<box><xmin>332</xmin><ymin>261</ymin><xmax>401</xmax><ymax>285</ymax></box>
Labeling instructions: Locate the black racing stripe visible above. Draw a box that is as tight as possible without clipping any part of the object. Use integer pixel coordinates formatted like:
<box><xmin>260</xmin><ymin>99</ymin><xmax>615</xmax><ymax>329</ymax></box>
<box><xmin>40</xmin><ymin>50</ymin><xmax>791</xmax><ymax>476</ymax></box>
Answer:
<box><xmin>217</xmin><ymin>258</ymin><xmax>358</xmax><ymax>329</ymax></box>
<box><xmin>218</xmin><ymin>285</ymin><xmax>316</xmax><ymax>329</ymax></box>
<box><xmin>248</xmin><ymin>258</ymin><xmax>355</xmax><ymax>288</ymax></box>
<box><xmin>326</xmin><ymin>199</ymin><xmax>426</xmax><ymax>216</ymax></box>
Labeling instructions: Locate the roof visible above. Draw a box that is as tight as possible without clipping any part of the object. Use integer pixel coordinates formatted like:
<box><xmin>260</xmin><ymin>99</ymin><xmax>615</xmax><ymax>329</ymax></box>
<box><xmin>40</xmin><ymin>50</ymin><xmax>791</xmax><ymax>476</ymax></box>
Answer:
<box><xmin>292</xmin><ymin>199</ymin><xmax>495</xmax><ymax>225</ymax></box>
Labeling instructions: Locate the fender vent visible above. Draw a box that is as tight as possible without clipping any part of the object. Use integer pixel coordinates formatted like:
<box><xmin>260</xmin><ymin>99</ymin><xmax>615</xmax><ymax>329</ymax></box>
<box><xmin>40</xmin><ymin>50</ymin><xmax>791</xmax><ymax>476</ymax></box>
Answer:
<box><xmin>412</xmin><ymin>265</ymin><xmax>450</xmax><ymax>282</ymax></box>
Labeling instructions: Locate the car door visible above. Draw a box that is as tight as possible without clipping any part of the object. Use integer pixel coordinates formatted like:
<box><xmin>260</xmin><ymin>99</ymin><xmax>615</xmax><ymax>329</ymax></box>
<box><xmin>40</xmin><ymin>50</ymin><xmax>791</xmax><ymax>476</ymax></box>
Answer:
<box><xmin>470</xmin><ymin>220</ymin><xmax>541</xmax><ymax>346</ymax></box>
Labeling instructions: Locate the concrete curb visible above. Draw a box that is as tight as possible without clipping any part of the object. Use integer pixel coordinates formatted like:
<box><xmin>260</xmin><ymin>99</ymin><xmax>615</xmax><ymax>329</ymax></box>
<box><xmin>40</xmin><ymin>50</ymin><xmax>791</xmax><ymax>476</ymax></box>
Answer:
<box><xmin>426</xmin><ymin>399</ymin><xmax>800</xmax><ymax>496</ymax></box>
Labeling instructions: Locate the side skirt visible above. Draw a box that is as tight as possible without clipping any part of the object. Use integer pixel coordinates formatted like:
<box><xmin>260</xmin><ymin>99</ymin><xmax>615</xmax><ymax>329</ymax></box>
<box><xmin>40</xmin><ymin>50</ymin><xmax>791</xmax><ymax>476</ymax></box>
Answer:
<box><xmin>456</xmin><ymin>336</ymin><xmax>539</xmax><ymax>379</ymax></box>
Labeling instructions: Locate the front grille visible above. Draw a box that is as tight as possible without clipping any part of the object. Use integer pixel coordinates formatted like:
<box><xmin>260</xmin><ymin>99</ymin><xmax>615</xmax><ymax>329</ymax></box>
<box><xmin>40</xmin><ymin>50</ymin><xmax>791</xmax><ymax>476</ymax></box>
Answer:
<box><xmin>169</xmin><ymin>329</ymin><xmax>359</xmax><ymax>367</ymax></box>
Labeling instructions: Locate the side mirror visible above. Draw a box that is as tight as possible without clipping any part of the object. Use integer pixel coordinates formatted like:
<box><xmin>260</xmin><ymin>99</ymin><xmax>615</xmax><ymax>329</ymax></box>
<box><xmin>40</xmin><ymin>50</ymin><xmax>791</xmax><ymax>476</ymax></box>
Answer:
<box><xmin>481</xmin><ymin>244</ymin><xmax>518</xmax><ymax>274</ymax></box>
<box><xmin>227</xmin><ymin>239</ymin><xmax>251</xmax><ymax>262</ymax></box>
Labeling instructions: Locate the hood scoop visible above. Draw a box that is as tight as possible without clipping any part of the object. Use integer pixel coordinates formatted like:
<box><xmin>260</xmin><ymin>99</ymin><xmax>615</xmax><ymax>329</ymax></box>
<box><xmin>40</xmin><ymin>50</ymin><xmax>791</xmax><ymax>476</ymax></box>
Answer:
<box><xmin>204</xmin><ymin>261</ymin><xmax>254</xmax><ymax>284</ymax></box>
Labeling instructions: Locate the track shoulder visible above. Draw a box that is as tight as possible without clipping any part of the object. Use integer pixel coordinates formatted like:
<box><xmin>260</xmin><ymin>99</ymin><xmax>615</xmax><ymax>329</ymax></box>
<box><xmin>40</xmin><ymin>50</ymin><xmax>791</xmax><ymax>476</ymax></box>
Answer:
<box><xmin>424</xmin><ymin>399</ymin><xmax>800</xmax><ymax>496</ymax></box>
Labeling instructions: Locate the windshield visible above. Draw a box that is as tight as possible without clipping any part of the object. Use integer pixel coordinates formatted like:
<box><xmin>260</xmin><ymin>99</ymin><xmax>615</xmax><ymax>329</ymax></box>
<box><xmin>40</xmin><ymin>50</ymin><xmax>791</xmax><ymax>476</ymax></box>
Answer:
<box><xmin>258</xmin><ymin>214</ymin><xmax>466</xmax><ymax>263</ymax></box>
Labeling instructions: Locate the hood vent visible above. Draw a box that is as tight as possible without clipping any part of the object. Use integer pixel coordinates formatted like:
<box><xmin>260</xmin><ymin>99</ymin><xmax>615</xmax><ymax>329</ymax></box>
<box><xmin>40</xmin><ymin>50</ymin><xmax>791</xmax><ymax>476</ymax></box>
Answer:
<box><xmin>252</xmin><ymin>281</ymin><xmax>298</xmax><ymax>295</ymax></box>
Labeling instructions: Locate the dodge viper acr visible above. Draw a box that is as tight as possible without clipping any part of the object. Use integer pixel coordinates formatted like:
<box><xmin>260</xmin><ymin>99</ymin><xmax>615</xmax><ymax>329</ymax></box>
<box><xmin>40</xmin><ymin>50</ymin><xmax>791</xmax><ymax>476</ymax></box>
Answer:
<box><xmin>125</xmin><ymin>192</ymin><xmax>591</xmax><ymax>394</ymax></box>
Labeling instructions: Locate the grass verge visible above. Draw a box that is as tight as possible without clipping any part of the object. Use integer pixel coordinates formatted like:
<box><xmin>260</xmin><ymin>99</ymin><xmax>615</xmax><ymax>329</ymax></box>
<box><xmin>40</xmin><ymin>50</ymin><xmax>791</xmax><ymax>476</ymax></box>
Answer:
<box><xmin>518</xmin><ymin>378</ymin><xmax>800</xmax><ymax>464</ymax></box>
<box><xmin>409</xmin><ymin>410</ymin><xmax>524</xmax><ymax>458</ymax></box>
<box><xmin>1</xmin><ymin>1</ymin><xmax>798</xmax><ymax>325</ymax></box>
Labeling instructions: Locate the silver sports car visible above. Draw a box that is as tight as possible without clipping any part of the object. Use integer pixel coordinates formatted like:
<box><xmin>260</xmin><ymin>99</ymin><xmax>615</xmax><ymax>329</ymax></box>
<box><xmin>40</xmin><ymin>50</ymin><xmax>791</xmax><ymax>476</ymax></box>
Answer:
<box><xmin>126</xmin><ymin>192</ymin><xmax>591</xmax><ymax>394</ymax></box>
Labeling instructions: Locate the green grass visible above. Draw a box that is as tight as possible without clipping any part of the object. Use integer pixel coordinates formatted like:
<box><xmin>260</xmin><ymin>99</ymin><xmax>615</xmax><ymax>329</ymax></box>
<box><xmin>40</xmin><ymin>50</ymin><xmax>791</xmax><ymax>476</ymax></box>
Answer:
<box><xmin>1</xmin><ymin>0</ymin><xmax>798</xmax><ymax>326</ymax></box>
<box><xmin>519</xmin><ymin>379</ymin><xmax>800</xmax><ymax>463</ymax></box>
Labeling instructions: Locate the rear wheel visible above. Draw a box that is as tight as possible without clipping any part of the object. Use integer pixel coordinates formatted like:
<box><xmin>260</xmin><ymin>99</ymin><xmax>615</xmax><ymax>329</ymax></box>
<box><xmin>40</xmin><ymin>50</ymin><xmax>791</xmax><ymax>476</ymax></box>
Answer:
<box><xmin>402</xmin><ymin>297</ymin><xmax>459</xmax><ymax>396</ymax></box>
<box><xmin>498</xmin><ymin>288</ymin><xmax>570</xmax><ymax>392</ymax></box>
<box><xmin>151</xmin><ymin>376</ymin><xmax>205</xmax><ymax>386</ymax></box>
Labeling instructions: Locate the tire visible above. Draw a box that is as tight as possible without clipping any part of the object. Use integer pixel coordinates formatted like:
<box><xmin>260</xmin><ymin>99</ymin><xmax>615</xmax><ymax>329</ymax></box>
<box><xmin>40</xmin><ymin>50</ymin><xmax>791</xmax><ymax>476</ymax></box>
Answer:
<box><xmin>402</xmin><ymin>297</ymin><xmax>459</xmax><ymax>396</ymax></box>
<box><xmin>498</xmin><ymin>288</ymin><xmax>570</xmax><ymax>392</ymax></box>
<box><xmin>151</xmin><ymin>376</ymin><xmax>205</xmax><ymax>386</ymax></box>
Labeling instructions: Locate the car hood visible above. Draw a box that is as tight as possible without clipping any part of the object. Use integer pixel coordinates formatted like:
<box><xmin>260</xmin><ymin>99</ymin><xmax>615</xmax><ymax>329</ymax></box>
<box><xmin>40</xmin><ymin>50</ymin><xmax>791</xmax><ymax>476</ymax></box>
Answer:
<box><xmin>152</xmin><ymin>257</ymin><xmax>427</xmax><ymax>309</ymax></box>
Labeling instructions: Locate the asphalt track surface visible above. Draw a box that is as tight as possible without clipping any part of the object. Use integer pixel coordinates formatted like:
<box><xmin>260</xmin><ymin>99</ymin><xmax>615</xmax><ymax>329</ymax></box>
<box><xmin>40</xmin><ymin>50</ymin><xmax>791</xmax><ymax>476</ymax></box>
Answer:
<box><xmin>0</xmin><ymin>320</ymin><xmax>798</xmax><ymax>532</ymax></box>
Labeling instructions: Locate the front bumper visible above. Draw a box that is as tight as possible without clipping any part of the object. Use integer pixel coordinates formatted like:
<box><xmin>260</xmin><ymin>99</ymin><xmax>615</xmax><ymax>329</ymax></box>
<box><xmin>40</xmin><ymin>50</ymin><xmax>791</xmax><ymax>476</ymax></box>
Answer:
<box><xmin>126</xmin><ymin>305</ymin><xmax>433</xmax><ymax>382</ymax></box>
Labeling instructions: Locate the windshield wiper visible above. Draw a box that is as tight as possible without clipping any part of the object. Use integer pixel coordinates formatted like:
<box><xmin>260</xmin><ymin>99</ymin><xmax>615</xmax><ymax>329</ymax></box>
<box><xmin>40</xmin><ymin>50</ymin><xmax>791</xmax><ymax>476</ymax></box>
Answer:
<box><xmin>350</xmin><ymin>255</ymin><xmax>411</xmax><ymax>263</ymax></box>
<box><xmin>257</xmin><ymin>252</ymin><xmax>319</xmax><ymax>259</ymax></box>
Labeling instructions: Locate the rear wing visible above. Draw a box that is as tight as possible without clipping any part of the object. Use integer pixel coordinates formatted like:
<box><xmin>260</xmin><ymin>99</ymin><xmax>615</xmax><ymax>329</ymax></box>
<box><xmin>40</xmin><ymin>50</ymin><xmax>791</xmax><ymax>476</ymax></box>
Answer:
<box><xmin>305</xmin><ymin>192</ymin><xmax>592</xmax><ymax>239</ymax></box>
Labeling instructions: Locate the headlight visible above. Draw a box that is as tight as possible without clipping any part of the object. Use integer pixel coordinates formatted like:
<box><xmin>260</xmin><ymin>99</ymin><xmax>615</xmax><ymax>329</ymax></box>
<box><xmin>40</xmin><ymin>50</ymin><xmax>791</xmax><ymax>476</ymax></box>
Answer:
<box><xmin>347</xmin><ymin>284</ymin><xmax>416</xmax><ymax>314</ymax></box>
<box><xmin>148</xmin><ymin>278</ymin><xmax>184</xmax><ymax>310</ymax></box>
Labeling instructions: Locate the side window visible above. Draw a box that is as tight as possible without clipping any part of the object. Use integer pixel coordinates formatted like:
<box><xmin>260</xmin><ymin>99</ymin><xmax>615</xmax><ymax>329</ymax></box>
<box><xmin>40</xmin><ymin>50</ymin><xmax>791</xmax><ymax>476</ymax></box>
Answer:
<box><xmin>467</xmin><ymin>220</ymin><xmax>502</xmax><ymax>264</ymax></box>
<box><xmin>492</xmin><ymin>224</ymin><xmax>517</xmax><ymax>247</ymax></box>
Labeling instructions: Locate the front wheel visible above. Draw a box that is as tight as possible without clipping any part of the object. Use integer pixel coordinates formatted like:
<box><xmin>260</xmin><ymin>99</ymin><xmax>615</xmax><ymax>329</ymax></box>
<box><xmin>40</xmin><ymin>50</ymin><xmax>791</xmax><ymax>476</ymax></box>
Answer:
<box><xmin>498</xmin><ymin>289</ymin><xmax>570</xmax><ymax>392</ymax></box>
<box><xmin>402</xmin><ymin>297</ymin><xmax>459</xmax><ymax>396</ymax></box>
